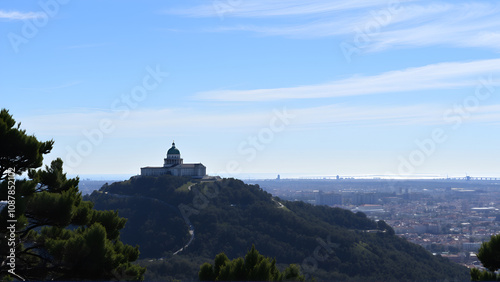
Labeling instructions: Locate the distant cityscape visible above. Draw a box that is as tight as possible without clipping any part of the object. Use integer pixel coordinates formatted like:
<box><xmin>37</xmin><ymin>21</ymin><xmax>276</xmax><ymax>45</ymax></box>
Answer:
<box><xmin>248</xmin><ymin>177</ymin><xmax>500</xmax><ymax>270</ymax></box>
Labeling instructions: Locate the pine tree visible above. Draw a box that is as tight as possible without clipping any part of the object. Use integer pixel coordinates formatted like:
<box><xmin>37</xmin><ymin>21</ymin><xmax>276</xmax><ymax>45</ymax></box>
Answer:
<box><xmin>199</xmin><ymin>245</ymin><xmax>304</xmax><ymax>281</ymax></box>
<box><xmin>0</xmin><ymin>109</ymin><xmax>53</xmax><ymax>179</ymax></box>
<box><xmin>471</xmin><ymin>234</ymin><xmax>500</xmax><ymax>281</ymax></box>
<box><xmin>0</xmin><ymin>109</ymin><xmax>145</xmax><ymax>280</ymax></box>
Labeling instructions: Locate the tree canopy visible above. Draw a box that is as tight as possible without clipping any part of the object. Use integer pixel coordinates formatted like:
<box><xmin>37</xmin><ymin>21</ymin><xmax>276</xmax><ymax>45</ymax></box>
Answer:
<box><xmin>0</xmin><ymin>108</ymin><xmax>145</xmax><ymax>281</ymax></box>
<box><xmin>471</xmin><ymin>234</ymin><xmax>500</xmax><ymax>281</ymax></box>
<box><xmin>0</xmin><ymin>109</ymin><xmax>53</xmax><ymax>179</ymax></box>
<box><xmin>199</xmin><ymin>245</ymin><xmax>304</xmax><ymax>281</ymax></box>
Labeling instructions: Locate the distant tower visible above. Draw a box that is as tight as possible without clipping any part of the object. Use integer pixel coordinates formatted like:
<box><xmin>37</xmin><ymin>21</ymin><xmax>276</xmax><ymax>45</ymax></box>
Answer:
<box><xmin>164</xmin><ymin>141</ymin><xmax>183</xmax><ymax>167</ymax></box>
<box><xmin>276</xmin><ymin>174</ymin><xmax>280</xmax><ymax>180</ymax></box>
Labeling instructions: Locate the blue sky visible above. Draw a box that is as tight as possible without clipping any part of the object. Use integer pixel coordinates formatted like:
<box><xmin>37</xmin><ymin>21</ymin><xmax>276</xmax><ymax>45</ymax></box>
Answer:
<box><xmin>2</xmin><ymin>0</ymin><xmax>500</xmax><ymax>179</ymax></box>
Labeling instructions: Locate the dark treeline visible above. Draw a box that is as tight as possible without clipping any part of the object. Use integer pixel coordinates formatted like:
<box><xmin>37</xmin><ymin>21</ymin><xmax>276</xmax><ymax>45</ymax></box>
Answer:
<box><xmin>87</xmin><ymin>175</ymin><xmax>469</xmax><ymax>281</ymax></box>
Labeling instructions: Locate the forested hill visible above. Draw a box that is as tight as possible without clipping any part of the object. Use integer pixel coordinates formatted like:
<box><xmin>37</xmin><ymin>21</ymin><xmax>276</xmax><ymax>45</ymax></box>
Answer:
<box><xmin>86</xmin><ymin>175</ymin><xmax>469</xmax><ymax>281</ymax></box>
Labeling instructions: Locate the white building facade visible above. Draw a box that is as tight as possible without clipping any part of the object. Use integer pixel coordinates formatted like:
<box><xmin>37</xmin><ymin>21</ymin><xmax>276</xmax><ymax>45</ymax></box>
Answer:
<box><xmin>141</xmin><ymin>142</ymin><xmax>206</xmax><ymax>178</ymax></box>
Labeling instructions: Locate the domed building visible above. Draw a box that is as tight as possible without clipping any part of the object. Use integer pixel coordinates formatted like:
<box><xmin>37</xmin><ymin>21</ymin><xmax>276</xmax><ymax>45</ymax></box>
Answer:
<box><xmin>141</xmin><ymin>141</ymin><xmax>206</xmax><ymax>178</ymax></box>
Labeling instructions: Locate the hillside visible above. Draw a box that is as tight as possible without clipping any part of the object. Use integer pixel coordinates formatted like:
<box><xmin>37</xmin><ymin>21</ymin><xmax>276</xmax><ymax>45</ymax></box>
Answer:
<box><xmin>86</xmin><ymin>175</ymin><xmax>469</xmax><ymax>281</ymax></box>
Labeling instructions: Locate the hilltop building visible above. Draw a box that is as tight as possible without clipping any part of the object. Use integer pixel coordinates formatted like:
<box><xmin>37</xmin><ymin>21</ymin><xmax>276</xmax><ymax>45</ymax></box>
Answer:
<box><xmin>141</xmin><ymin>141</ymin><xmax>206</xmax><ymax>178</ymax></box>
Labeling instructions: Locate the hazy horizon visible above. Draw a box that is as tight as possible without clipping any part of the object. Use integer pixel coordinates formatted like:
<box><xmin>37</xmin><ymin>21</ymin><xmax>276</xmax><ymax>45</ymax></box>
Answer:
<box><xmin>71</xmin><ymin>172</ymin><xmax>500</xmax><ymax>182</ymax></box>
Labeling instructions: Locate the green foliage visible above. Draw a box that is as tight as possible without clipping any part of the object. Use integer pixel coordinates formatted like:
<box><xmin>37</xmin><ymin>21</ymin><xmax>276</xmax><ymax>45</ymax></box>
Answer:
<box><xmin>377</xmin><ymin>220</ymin><xmax>395</xmax><ymax>235</ymax></box>
<box><xmin>471</xmin><ymin>234</ymin><xmax>500</xmax><ymax>281</ymax></box>
<box><xmin>137</xmin><ymin>255</ymin><xmax>209</xmax><ymax>281</ymax></box>
<box><xmin>87</xmin><ymin>182</ymin><xmax>190</xmax><ymax>258</ymax></box>
<box><xmin>0</xmin><ymin>109</ymin><xmax>145</xmax><ymax>281</ymax></box>
<box><xmin>283</xmin><ymin>264</ymin><xmax>302</xmax><ymax>281</ymax></box>
<box><xmin>91</xmin><ymin>210</ymin><xmax>127</xmax><ymax>241</ymax></box>
<box><xmin>0</xmin><ymin>109</ymin><xmax>53</xmax><ymax>177</ymax></box>
<box><xmin>100</xmin><ymin>175</ymin><xmax>192</xmax><ymax>200</ymax></box>
<box><xmin>39</xmin><ymin>223</ymin><xmax>143</xmax><ymax>280</ymax></box>
<box><xmin>199</xmin><ymin>245</ymin><xmax>304</xmax><ymax>281</ymax></box>
<box><xmin>471</xmin><ymin>267</ymin><xmax>499</xmax><ymax>281</ymax></box>
<box><xmin>478</xmin><ymin>234</ymin><xmax>500</xmax><ymax>272</ymax></box>
<box><xmin>89</xmin><ymin>176</ymin><xmax>469</xmax><ymax>281</ymax></box>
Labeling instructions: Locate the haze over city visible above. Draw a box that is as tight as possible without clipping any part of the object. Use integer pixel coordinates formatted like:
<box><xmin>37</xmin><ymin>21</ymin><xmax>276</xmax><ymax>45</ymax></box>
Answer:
<box><xmin>3</xmin><ymin>0</ymin><xmax>500</xmax><ymax>179</ymax></box>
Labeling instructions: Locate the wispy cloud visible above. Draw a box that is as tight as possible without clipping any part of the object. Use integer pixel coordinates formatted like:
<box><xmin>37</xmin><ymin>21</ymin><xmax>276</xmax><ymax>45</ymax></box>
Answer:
<box><xmin>214</xmin><ymin>18</ymin><xmax>355</xmax><ymax>39</ymax></box>
<box><xmin>218</xmin><ymin>2</ymin><xmax>454</xmax><ymax>39</ymax></box>
<box><xmin>21</xmin><ymin>102</ymin><xmax>500</xmax><ymax>139</ymax></box>
<box><xmin>20</xmin><ymin>108</ymin><xmax>276</xmax><ymax>137</ymax></box>
<box><xmin>166</xmin><ymin>0</ymin><xmax>387</xmax><ymax>18</ymax></box>
<box><xmin>168</xmin><ymin>1</ymin><xmax>500</xmax><ymax>51</ymax></box>
<box><xmin>195</xmin><ymin>58</ymin><xmax>500</xmax><ymax>101</ymax></box>
<box><xmin>0</xmin><ymin>10</ymin><xmax>44</xmax><ymax>20</ymax></box>
<box><xmin>296</xmin><ymin>103</ymin><xmax>500</xmax><ymax>128</ymax></box>
<box><xmin>364</xmin><ymin>2</ymin><xmax>500</xmax><ymax>52</ymax></box>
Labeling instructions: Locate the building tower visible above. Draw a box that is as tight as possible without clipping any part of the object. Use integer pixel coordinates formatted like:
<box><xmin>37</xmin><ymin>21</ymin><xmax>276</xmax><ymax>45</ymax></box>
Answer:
<box><xmin>164</xmin><ymin>141</ymin><xmax>183</xmax><ymax>167</ymax></box>
<box><xmin>141</xmin><ymin>140</ymin><xmax>206</xmax><ymax>178</ymax></box>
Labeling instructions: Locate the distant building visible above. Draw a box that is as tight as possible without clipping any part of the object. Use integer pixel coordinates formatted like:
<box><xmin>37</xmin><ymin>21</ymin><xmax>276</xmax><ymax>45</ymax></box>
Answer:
<box><xmin>353</xmin><ymin>192</ymin><xmax>376</xmax><ymax>205</ymax></box>
<box><xmin>314</xmin><ymin>190</ymin><xmax>342</xmax><ymax>206</ymax></box>
<box><xmin>462</xmin><ymin>242</ymin><xmax>481</xmax><ymax>252</ymax></box>
<box><xmin>141</xmin><ymin>141</ymin><xmax>206</xmax><ymax>178</ymax></box>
